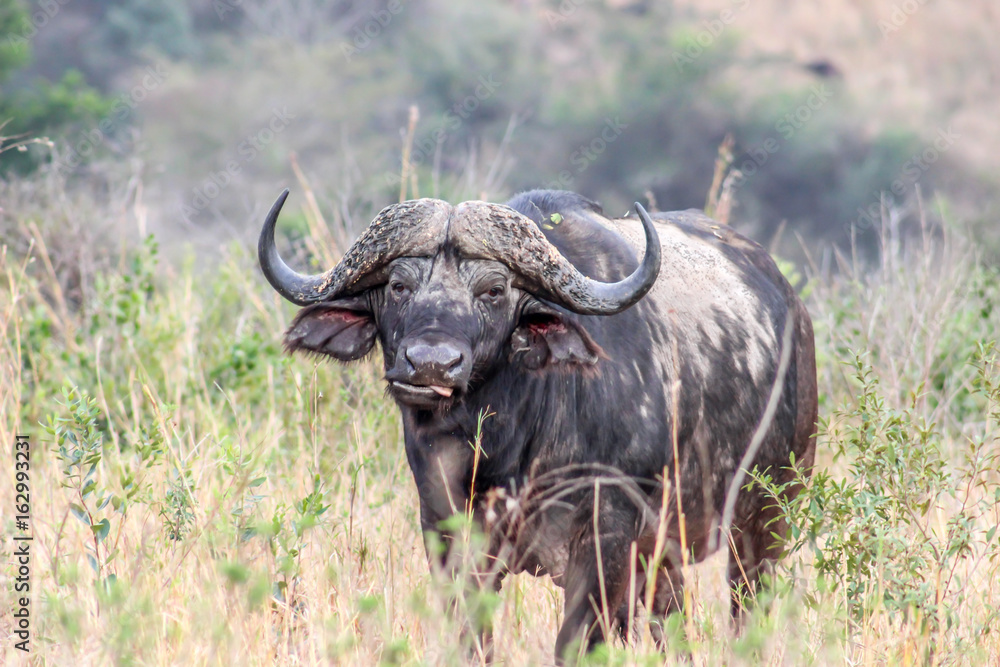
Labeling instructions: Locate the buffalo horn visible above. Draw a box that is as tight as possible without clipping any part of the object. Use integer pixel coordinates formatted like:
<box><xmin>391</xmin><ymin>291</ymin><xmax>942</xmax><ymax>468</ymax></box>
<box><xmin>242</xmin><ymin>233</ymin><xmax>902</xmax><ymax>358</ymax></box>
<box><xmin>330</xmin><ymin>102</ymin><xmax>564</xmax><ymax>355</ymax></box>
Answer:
<box><xmin>449</xmin><ymin>201</ymin><xmax>661</xmax><ymax>315</ymax></box>
<box><xmin>258</xmin><ymin>189</ymin><xmax>450</xmax><ymax>305</ymax></box>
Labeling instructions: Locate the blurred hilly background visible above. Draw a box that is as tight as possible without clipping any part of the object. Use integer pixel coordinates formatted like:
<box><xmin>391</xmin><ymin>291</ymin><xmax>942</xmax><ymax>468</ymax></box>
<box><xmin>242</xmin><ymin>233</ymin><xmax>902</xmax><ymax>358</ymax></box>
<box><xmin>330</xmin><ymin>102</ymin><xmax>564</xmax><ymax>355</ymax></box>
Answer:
<box><xmin>1</xmin><ymin>0</ymin><xmax>998</xmax><ymax>260</ymax></box>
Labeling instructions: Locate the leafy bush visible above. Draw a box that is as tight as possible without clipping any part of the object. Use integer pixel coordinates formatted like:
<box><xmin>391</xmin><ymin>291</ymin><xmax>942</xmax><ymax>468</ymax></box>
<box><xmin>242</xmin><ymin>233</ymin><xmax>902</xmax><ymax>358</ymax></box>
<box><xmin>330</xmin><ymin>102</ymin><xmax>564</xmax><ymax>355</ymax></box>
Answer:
<box><xmin>0</xmin><ymin>0</ymin><xmax>30</xmax><ymax>77</ymax></box>
<box><xmin>0</xmin><ymin>0</ymin><xmax>114</xmax><ymax>175</ymax></box>
<box><xmin>761</xmin><ymin>352</ymin><xmax>1000</xmax><ymax>621</ymax></box>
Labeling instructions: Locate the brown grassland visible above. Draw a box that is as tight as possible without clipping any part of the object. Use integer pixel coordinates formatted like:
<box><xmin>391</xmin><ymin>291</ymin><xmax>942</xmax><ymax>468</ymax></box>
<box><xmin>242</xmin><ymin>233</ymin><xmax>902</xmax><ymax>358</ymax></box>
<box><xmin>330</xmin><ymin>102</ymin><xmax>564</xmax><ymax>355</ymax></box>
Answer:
<box><xmin>2</xmin><ymin>162</ymin><xmax>1000</xmax><ymax>665</ymax></box>
<box><xmin>3</xmin><ymin>2</ymin><xmax>1000</xmax><ymax>663</ymax></box>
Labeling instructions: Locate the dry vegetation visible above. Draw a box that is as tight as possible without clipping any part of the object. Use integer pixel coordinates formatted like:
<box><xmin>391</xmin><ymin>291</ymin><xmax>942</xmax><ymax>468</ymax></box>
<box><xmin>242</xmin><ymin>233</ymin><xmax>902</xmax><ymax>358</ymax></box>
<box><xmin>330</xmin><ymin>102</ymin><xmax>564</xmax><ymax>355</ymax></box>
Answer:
<box><xmin>2</xmin><ymin>162</ymin><xmax>1000</xmax><ymax>665</ymax></box>
<box><xmin>3</xmin><ymin>2</ymin><xmax>1000</xmax><ymax>664</ymax></box>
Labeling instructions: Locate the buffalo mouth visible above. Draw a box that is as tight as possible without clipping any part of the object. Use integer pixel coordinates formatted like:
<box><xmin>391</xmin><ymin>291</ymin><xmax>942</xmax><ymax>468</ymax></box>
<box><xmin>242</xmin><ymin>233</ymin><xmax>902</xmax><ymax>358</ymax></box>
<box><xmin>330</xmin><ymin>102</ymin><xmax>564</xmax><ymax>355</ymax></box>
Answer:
<box><xmin>388</xmin><ymin>380</ymin><xmax>458</xmax><ymax>407</ymax></box>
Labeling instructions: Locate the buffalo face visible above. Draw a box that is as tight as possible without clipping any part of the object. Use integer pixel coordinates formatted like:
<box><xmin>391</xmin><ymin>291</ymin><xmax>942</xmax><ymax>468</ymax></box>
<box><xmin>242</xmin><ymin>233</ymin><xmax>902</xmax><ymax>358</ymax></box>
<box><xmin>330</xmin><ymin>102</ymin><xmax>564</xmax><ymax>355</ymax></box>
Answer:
<box><xmin>282</xmin><ymin>253</ymin><xmax>605</xmax><ymax>410</ymax></box>
<box><xmin>260</xmin><ymin>190</ymin><xmax>661</xmax><ymax>410</ymax></box>
<box><xmin>380</xmin><ymin>254</ymin><xmax>517</xmax><ymax>407</ymax></box>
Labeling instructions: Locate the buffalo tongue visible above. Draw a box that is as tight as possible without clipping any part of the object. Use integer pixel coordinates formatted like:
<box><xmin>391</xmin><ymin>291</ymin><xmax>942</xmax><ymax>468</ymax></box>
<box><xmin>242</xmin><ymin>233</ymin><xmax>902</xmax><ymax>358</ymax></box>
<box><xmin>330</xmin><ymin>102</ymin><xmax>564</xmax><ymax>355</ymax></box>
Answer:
<box><xmin>430</xmin><ymin>385</ymin><xmax>453</xmax><ymax>397</ymax></box>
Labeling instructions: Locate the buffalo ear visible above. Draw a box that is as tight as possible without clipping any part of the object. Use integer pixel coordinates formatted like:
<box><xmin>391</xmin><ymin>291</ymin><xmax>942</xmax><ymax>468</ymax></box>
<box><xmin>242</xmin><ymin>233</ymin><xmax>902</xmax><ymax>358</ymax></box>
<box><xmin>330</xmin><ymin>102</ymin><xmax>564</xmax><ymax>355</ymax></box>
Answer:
<box><xmin>284</xmin><ymin>295</ymin><xmax>376</xmax><ymax>362</ymax></box>
<box><xmin>510</xmin><ymin>304</ymin><xmax>604</xmax><ymax>371</ymax></box>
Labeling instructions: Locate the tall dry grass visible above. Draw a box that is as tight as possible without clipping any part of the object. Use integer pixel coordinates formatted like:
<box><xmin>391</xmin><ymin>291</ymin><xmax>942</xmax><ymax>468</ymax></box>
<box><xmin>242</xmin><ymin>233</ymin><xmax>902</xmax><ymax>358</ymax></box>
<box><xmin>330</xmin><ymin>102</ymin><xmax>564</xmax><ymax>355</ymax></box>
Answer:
<box><xmin>2</xmin><ymin>173</ymin><xmax>1000</xmax><ymax>665</ymax></box>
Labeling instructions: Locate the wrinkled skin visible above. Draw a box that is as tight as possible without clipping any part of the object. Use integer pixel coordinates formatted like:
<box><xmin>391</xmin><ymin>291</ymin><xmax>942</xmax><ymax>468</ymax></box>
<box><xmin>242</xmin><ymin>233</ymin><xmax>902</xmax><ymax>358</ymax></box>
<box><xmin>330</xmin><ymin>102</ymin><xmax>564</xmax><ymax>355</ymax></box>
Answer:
<box><xmin>274</xmin><ymin>190</ymin><xmax>818</xmax><ymax>664</ymax></box>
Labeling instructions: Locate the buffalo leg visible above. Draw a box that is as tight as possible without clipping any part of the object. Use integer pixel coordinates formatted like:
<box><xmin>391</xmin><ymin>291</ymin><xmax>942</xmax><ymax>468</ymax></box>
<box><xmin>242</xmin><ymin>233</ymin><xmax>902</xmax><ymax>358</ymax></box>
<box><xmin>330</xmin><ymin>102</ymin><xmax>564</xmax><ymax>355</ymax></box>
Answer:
<box><xmin>554</xmin><ymin>520</ymin><xmax>635</xmax><ymax>663</ymax></box>
<box><xmin>411</xmin><ymin>435</ymin><xmax>502</xmax><ymax>662</ymax></box>
<box><xmin>418</xmin><ymin>496</ymin><xmax>505</xmax><ymax>663</ymax></box>
<box><xmin>612</xmin><ymin>565</ymin><xmax>685</xmax><ymax>648</ymax></box>
<box><xmin>726</xmin><ymin>517</ymin><xmax>783</xmax><ymax>623</ymax></box>
<box><xmin>647</xmin><ymin>567</ymin><xmax>685</xmax><ymax>648</ymax></box>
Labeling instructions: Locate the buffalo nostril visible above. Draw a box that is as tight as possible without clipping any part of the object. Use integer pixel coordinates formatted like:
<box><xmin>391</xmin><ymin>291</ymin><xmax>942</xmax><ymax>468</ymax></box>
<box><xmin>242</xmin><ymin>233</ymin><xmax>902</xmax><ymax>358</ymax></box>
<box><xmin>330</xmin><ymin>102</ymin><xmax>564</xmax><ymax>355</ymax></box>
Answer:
<box><xmin>404</xmin><ymin>343</ymin><xmax>464</xmax><ymax>373</ymax></box>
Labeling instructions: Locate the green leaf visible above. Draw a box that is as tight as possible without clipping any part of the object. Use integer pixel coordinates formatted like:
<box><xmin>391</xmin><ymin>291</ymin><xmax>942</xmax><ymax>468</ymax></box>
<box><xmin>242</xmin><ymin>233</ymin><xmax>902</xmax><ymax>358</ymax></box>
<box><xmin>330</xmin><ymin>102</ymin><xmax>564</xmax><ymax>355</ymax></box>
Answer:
<box><xmin>70</xmin><ymin>503</ymin><xmax>89</xmax><ymax>525</ymax></box>
<box><xmin>220</xmin><ymin>561</ymin><xmax>250</xmax><ymax>586</ymax></box>
<box><xmin>100</xmin><ymin>574</ymin><xmax>118</xmax><ymax>595</ymax></box>
<box><xmin>91</xmin><ymin>518</ymin><xmax>111</xmax><ymax>543</ymax></box>
<box><xmin>357</xmin><ymin>594</ymin><xmax>381</xmax><ymax>614</ymax></box>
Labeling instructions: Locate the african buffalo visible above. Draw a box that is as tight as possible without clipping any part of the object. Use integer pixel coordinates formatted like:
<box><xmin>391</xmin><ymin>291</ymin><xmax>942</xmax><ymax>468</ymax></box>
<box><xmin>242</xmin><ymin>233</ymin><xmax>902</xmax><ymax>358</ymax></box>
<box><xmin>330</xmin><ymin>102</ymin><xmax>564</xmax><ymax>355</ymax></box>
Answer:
<box><xmin>259</xmin><ymin>188</ymin><xmax>817</xmax><ymax>662</ymax></box>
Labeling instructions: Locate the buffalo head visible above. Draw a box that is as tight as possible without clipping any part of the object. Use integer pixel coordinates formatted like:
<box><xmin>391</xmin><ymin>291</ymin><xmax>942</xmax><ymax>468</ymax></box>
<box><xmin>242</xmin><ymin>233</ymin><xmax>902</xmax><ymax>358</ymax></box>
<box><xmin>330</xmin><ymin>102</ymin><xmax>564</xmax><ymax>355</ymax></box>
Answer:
<box><xmin>258</xmin><ymin>190</ymin><xmax>661</xmax><ymax>409</ymax></box>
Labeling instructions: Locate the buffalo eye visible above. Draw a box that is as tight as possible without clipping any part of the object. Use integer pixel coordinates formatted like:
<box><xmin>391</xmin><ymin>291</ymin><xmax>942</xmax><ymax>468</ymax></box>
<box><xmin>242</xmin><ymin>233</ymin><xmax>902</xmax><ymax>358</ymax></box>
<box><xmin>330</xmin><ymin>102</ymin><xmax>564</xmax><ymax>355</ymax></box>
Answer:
<box><xmin>480</xmin><ymin>285</ymin><xmax>505</xmax><ymax>302</ymax></box>
<box><xmin>390</xmin><ymin>281</ymin><xmax>409</xmax><ymax>297</ymax></box>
